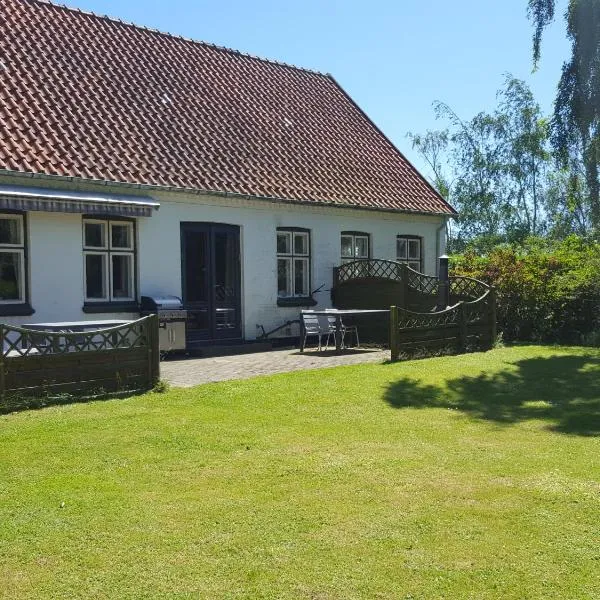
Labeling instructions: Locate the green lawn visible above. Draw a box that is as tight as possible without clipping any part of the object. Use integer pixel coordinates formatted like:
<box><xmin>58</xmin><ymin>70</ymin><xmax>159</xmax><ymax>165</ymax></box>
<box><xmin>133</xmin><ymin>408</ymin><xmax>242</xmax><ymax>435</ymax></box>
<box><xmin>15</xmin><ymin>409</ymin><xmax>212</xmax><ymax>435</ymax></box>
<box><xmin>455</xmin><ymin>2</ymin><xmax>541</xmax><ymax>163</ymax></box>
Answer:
<box><xmin>1</xmin><ymin>346</ymin><xmax>599</xmax><ymax>599</ymax></box>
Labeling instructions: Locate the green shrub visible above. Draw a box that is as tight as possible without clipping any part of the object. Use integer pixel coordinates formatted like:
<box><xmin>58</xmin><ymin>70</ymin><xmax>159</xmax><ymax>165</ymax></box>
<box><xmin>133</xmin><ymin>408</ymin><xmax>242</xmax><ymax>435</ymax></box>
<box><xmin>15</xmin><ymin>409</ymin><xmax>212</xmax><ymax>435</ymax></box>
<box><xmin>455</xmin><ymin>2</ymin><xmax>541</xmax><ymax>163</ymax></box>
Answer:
<box><xmin>451</xmin><ymin>236</ymin><xmax>600</xmax><ymax>344</ymax></box>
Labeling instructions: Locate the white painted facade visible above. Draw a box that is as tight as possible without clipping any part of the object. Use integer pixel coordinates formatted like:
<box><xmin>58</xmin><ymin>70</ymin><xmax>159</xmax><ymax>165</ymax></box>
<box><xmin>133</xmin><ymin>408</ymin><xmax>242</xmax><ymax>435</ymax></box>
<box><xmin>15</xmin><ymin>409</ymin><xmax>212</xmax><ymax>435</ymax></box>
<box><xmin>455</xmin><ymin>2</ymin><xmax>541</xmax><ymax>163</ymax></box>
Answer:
<box><xmin>0</xmin><ymin>175</ymin><xmax>447</xmax><ymax>340</ymax></box>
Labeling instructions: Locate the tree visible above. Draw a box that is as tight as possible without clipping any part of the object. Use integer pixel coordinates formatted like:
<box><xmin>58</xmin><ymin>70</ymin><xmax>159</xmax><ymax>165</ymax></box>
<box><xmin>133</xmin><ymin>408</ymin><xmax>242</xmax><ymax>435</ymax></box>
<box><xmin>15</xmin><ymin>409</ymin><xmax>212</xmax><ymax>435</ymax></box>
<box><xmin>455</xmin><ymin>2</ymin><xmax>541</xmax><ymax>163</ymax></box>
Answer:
<box><xmin>496</xmin><ymin>77</ymin><xmax>551</xmax><ymax>237</ymax></box>
<box><xmin>528</xmin><ymin>0</ymin><xmax>600</xmax><ymax>228</ymax></box>
<box><xmin>410</xmin><ymin>77</ymin><xmax>553</xmax><ymax>249</ymax></box>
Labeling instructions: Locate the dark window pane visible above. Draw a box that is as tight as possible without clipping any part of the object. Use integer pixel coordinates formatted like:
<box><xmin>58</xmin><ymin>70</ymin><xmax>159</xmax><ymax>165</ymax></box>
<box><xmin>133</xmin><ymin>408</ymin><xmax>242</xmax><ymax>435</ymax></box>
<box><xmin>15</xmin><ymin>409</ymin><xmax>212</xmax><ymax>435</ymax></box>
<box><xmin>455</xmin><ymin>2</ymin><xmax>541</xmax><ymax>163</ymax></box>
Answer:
<box><xmin>278</xmin><ymin>258</ymin><xmax>291</xmax><ymax>296</ymax></box>
<box><xmin>277</xmin><ymin>232</ymin><xmax>291</xmax><ymax>254</ymax></box>
<box><xmin>294</xmin><ymin>233</ymin><xmax>308</xmax><ymax>255</ymax></box>
<box><xmin>0</xmin><ymin>218</ymin><xmax>21</xmax><ymax>245</ymax></box>
<box><xmin>408</xmin><ymin>240</ymin><xmax>421</xmax><ymax>260</ymax></box>
<box><xmin>341</xmin><ymin>236</ymin><xmax>353</xmax><ymax>258</ymax></box>
<box><xmin>112</xmin><ymin>254</ymin><xmax>132</xmax><ymax>298</ymax></box>
<box><xmin>184</xmin><ymin>231</ymin><xmax>208</xmax><ymax>302</ymax></box>
<box><xmin>0</xmin><ymin>252</ymin><xmax>22</xmax><ymax>300</ymax></box>
<box><xmin>111</xmin><ymin>224</ymin><xmax>132</xmax><ymax>249</ymax></box>
<box><xmin>85</xmin><ymin>254</ymin><xmax>106</xmax><ymax>299</ymax></box>
<box><xmin>294</xmin><ymin>258</ymin><xmax>308</xmax><ymax>295</ymax></box>
<box><xmin>355</xmin><ymin>236</ymin><xmax>369</xmax><ymax>258</ymax></box>
<box><xmin>214</xmin><ymin>232</ymin><xmax>237</xmax><ymax>302</ymax></box>
<box><xmin>85</xmin><ymin>222</ymin><xmax>105</xmax><ymax>248</ymax></box>
<box><xmin>397</xmin><ymin>237</ymin><xmax>407</xmax><ymax>259</ymax></box>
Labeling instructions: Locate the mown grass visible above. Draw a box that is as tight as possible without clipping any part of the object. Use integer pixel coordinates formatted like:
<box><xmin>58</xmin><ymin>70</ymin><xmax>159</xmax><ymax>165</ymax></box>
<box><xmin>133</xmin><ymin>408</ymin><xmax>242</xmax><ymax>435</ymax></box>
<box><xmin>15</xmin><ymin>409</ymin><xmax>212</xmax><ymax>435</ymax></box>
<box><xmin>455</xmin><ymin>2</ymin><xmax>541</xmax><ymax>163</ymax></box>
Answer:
<box><xmin>1</xmin><ymin>345</ymin><xmax>599</xmax><ymax>599</ymax></box>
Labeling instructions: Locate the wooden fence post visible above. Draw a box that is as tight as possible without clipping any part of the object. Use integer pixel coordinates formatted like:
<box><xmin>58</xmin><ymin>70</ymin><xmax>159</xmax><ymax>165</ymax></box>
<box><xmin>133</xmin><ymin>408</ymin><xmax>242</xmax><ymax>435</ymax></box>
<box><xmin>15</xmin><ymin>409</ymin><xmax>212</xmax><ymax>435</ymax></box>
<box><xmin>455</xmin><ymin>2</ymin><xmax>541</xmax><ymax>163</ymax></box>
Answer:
<box><xmin>390</xmin><ymin>306</ymin><xmax>400</xmax><ymax>362</ymax></box>
<box><xmin>148</xmin><ymin>315</ymin><xmax>160</xmax><ymax>387</ymax></box>
<box><xmin>400</xmin><ymin>263</ymin><xmax>409</xmax><ymax>309</ymax></box>
<box><xmin>457</xmin><ymin>302</ymin><xmax>467</xmax><ymax>353</ymax></box>
<box><xmin>0</xmin><ymin>325</ymin><xmax>5</xmax><ymax>405</ymax></box>
<box><xmin>332</xmin><ymin>266</ymin><xmax>340</xmax><ymax>287</ymax></box>
<box><xmin>489</xmin><ymin>287</ymin><xmax>497</xmax><ymax>349</ymax></box>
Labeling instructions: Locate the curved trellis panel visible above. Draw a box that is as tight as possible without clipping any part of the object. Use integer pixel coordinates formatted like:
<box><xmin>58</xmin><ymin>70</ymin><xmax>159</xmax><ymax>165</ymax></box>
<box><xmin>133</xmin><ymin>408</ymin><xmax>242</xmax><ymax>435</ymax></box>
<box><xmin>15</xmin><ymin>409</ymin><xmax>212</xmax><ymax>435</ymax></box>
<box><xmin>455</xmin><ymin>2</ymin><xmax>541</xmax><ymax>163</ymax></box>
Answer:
<box><xmin>333</xmin><ymin>260</ymin><xmax>441</xmax><ymax>313</ymax></box>
<box><xmin>449</xmin><ymin>276</ymin><xmax>490</xmax><ymax>303</ymax></box>
<box><xmin>390</xmin><ymin>291</ymin><xmax>496</xmax><ymax>361</ymax></box>
<box><xmin>333</xmin><ymin>260</ymin><xmax>490</xmax><ymax>311</ymax></box>
<box><xmin>0</xmin><ymin>316</ymin><xmax>159</xmax><ymax>407</ymax></box>
<box><xmin>332</xmin><ymin>259</ymin><xmax>495</xmax><ymax>348</ymax></box>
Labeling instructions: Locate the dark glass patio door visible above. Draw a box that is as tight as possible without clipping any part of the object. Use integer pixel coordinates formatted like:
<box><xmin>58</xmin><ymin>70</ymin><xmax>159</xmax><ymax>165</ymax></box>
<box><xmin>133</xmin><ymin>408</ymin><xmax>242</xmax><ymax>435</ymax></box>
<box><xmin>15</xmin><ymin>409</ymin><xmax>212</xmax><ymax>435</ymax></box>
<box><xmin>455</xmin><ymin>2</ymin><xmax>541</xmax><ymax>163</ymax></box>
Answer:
<box><xmin>181</xmin><ymin>223</ymin><xmax>241</xmax><ymax>344</ymax></box>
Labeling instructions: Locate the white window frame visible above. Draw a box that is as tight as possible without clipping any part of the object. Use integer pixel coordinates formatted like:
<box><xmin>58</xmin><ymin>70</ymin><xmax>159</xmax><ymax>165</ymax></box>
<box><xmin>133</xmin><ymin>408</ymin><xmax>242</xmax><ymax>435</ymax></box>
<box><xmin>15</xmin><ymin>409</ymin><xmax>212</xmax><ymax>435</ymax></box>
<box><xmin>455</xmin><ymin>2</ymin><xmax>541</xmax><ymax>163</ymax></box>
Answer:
<box><xmin>341</xmin><ymin>232</ymin><xmax>370</xmax><ymax>264</ymax></box>
<box><xmin>277</xmin><ymin>229</ymin><xmax>311</xmax><ymax>298</ymax></box>
<box><xmin>0</xmin><ymin>214</ymin><xmax>26</xmax><ymax>305</ymax></box>
<box><xmin>396</xmin><ymin>235</ymin><xmax>423</xmax><ymax>272</ymax></box>
<box><xmin>83</xmin><ymin>218</ymin><xmax>136</xmax><ymax>303</ymax></box>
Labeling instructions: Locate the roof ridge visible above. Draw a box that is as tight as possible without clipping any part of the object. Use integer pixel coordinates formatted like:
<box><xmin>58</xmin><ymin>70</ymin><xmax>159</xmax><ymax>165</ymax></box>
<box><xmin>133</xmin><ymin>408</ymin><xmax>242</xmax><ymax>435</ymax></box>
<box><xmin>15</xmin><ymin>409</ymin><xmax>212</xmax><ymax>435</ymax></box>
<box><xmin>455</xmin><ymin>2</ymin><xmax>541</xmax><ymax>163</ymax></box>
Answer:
<box><xmin>27</xmin><ymin>0</ymin><xmax>330</xmax><ymax>77</ymax></box>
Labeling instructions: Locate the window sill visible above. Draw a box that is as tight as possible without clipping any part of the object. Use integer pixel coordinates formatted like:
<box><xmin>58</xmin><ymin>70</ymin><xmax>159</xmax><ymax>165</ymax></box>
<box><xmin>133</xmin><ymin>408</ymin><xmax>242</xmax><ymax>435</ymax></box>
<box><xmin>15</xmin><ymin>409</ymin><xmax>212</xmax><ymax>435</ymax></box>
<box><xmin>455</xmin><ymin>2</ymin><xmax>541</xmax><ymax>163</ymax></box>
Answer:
<box><xmin>277</xmin><ymin>297</ymin><xmax>317</xmax><ymax>308</ymax></box>
<box><xmin>0</xmin><ymin>302</ymin><xmax>35</xmax><ymax>317</ymax></box>
<box><xmin>83</xmin><ymin>302</ymin><xmax>140</xmax><ymax>314</ymax></box>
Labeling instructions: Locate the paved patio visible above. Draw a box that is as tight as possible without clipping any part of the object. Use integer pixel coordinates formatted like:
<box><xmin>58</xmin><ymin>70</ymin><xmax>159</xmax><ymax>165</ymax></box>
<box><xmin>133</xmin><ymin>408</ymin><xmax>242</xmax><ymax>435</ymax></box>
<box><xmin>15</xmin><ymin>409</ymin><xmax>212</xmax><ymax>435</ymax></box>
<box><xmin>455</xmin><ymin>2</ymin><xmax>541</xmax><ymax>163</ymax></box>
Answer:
<box><xmin>161</xmin><ymin>347</ymin><xmax>389</xmax><ymax>387</ymax></box>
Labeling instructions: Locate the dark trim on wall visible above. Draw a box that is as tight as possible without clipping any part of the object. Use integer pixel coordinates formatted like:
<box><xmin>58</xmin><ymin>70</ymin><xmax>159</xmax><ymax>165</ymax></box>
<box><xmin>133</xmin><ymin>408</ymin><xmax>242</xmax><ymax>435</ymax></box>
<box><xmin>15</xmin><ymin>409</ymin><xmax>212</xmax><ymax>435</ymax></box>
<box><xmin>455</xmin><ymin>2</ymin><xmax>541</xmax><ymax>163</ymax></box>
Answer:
<box><xmin>341</xmin><ymin>230</ymin><xmax>370</xmax><ymax>236</ymax></box>
<box><xmin>0</xmin><ymin>302</ymin><xmax>35</xmax><ymax>317</ymax></box>
<box><xmin>277</xmin><ymin>297</ymin><xmax>317</xmax><ymax>308</ymax></box>
<box><xmin>82</xmin><ymin>302</ymin><xmax>139</xmax><ymax>314</ymax></box>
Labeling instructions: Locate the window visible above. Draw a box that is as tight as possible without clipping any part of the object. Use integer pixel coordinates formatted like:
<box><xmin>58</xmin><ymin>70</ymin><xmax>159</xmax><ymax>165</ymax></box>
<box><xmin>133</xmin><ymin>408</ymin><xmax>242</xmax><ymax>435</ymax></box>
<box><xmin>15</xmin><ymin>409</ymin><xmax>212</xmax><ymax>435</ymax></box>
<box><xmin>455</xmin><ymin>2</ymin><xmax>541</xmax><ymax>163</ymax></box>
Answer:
<box><xmin>341</xmin><ymin>232</ymin><xmax>370</xmax><ymax>263</ymax></box>
<box><xmin>0</xmin><ymin>213</ymin><xmax>26</xmax><ymax>305</ymax></box>
<box><xmin>277</xmin><ymin>229</ymin><xmax>310</xmax><ymax>298</ymax></box>
<box><xmin>83</xmin><ymin>218</ymin><xmax>135</xmax><ymax>303</ymax></box>
<box><xmin>397</xmin><ymin>235</ymin><xmax>422</xmax><ymax>271</ymax></box>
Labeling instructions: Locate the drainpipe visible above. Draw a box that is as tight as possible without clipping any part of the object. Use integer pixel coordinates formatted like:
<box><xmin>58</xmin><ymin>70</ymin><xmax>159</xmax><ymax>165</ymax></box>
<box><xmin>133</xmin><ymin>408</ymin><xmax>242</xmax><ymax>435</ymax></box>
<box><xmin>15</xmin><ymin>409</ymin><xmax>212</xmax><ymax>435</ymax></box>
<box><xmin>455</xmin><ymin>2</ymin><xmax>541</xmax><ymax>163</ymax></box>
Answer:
<box><xmin>435</xmin><ymin>217</ymin><xmax>448</xmax><ymax>275</ymax></box>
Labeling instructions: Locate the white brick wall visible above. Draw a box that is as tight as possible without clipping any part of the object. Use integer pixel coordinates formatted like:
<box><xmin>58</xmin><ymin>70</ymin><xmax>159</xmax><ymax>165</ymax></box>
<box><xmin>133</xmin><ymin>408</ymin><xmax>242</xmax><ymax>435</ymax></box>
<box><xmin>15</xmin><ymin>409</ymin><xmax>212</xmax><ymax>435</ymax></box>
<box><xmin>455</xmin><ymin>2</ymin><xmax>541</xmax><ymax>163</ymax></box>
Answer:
<box><xmin>1</xmin><ymin>182</ymin><xmax>447</xmax><ymax>339</ymax></box>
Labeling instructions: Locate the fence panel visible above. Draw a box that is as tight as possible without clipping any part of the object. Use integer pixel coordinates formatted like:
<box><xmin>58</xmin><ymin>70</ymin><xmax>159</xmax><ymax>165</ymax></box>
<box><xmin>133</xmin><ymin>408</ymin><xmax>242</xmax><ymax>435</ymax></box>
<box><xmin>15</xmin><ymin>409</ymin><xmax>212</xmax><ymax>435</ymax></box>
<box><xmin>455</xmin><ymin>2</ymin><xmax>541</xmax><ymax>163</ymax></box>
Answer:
<box><xmin>0</xmin><ymin>316</ymin><xmax>159</xmax><ymax>404</ymax></box>
<box><xmin>389</xmin><ymin>292</ymin><xmax>496</xmax><ymax>362</ymax></box>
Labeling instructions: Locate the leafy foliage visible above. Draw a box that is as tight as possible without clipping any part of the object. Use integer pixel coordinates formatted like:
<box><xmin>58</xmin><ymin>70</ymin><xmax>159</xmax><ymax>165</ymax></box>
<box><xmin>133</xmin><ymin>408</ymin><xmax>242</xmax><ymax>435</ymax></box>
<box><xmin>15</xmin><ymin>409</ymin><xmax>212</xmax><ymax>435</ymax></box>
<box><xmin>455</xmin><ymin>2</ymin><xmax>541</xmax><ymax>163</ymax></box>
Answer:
<box><xmin>410</xmin><ymin>76</ymin><xmax>553</xmax><ymax>249</ymax></box>
<box><xmin>529</xmin><ymin>0</ymin><xmax>600</xmax><ymax>228</ymax></box>
<box><xmin>451</xmin><ymin>236</ymin><xmax>600</xmax><ymax>343</ymax></box>
<box><xmin>528</xmin><ymin>0</ymin><xmax>555</xmax><ymax>66</ymax></box>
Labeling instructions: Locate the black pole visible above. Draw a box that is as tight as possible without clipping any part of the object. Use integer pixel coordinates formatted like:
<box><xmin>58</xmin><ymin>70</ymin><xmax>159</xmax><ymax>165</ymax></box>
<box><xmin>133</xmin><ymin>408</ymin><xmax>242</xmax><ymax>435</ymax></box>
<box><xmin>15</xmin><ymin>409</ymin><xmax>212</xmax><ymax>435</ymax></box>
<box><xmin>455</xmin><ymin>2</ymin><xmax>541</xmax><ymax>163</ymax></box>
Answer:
<box><xmin>438</xmin><ymin>255</ymin><xmax>450</xmax><ymax>310</ymax></box>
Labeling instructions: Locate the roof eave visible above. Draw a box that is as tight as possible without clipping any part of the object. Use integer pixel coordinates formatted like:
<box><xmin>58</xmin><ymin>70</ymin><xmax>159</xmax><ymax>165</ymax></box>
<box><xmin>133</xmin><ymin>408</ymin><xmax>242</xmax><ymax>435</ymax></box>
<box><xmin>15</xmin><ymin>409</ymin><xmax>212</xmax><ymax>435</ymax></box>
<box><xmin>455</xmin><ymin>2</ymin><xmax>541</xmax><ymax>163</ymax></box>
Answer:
<box><xmin>0</xmin><ymin>169</ymin><xmax>458</xmax><ymax>218</ymax></box>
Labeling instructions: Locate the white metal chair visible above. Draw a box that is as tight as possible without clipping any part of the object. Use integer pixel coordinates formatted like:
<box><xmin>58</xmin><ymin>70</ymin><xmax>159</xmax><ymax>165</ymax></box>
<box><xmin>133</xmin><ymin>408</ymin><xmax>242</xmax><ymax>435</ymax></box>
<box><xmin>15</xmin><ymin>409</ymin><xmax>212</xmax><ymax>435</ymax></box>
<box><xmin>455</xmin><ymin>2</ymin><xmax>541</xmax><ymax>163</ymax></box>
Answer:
<box><xmin>321</xmin><ymin>314</ymin><xmax>360</xmax><ymax>350</ymax></box>
<box><xmin>318</xmin><ymin>314</ymin><xmax>337</xmax><ymax>350</ymax></box>
<box><xmin>301</xmin><ymin>313</ymin><xmax>325</xmax><ymax>351</ymax></box>
<box><xmin>341</xmin><ymin>318</ymin><xmax>360</xmax><ymax>348</ymax></box>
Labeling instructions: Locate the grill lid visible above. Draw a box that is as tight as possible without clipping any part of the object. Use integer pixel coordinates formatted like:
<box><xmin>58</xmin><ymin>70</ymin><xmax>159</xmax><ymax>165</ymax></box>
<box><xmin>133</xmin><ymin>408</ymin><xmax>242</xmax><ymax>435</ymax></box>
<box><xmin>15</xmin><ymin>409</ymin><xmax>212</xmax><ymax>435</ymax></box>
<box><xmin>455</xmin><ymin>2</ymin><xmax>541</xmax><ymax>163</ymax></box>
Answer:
<box><xmin>141</xmin><ymin>295</ymin><xmax>184</xmax><ymax>311</ymax></box>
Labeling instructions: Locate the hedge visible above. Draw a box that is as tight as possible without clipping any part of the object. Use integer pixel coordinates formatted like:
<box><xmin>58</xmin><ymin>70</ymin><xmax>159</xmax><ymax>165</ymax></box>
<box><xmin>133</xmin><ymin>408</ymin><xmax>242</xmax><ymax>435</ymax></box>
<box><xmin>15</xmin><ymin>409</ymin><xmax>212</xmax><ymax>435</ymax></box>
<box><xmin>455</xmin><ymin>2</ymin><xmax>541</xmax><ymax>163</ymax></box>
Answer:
<box><xmin>450</xmin><ymin>236</ymin><xmax>600</xmax><ymax>344</ymax></box>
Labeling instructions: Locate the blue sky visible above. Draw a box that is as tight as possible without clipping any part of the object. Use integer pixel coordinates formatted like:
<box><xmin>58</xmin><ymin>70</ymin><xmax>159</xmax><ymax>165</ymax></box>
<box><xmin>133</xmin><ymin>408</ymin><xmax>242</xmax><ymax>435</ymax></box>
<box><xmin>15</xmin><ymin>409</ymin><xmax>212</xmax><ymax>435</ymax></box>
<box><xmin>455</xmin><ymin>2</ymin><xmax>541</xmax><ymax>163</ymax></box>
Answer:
<box><xmin>62</xmin><ymin>0</ymin><xmax>570</xmax><ymax>176</ymax></box>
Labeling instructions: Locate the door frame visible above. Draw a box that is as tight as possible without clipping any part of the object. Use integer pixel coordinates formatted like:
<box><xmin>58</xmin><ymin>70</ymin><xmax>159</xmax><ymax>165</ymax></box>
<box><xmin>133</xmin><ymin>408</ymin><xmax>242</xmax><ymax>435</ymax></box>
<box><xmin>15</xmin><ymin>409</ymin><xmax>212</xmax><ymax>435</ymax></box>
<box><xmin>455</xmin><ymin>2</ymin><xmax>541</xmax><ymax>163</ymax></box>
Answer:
<box><xmin>180</xmin><ymin>222</ymin><xmax>242</xmax><ymax>344</ymax></box>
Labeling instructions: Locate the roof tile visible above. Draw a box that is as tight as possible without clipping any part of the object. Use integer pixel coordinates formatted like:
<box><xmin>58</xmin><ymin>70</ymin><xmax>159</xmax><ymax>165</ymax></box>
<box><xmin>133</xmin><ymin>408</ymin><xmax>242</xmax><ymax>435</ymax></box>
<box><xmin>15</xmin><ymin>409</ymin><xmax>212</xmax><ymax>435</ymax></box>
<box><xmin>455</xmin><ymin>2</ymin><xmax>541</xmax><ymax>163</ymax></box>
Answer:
<box><xmin>0</xmin><ymin>0</ymin><xmax>455</xmax><ymax>215</ymax></box>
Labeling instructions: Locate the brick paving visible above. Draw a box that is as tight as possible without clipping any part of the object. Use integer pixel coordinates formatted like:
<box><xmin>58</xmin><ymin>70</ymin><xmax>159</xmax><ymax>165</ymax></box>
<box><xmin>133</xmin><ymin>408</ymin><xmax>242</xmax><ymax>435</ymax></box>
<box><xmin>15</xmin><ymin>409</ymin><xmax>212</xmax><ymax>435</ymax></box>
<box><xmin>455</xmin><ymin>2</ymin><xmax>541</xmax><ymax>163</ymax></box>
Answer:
<box><xmin>161</xmin><ymin>347</ymin><xmax>389</xmax><ymax>388</ymax></box>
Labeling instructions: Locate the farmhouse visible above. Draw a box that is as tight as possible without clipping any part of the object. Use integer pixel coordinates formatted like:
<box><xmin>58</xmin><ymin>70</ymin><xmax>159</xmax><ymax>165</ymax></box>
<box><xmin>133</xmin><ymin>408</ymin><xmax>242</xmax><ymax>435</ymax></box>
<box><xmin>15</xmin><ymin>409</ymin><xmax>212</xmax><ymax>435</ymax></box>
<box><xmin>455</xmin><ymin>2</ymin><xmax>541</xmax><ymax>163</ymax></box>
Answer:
<box><xmin>0</xmin><ymin>0</ymin><xmax>455</xmax><ymax>346</ymax></box>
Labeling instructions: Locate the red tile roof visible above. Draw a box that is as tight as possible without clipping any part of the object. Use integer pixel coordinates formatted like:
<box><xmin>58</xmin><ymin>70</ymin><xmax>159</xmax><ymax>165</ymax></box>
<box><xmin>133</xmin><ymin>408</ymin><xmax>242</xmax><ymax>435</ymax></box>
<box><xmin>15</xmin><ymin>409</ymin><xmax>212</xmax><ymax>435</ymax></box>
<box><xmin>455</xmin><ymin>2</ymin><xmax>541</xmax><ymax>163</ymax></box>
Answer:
<box><xmin>0</xmin><ymin>0</ymin><xmax>456</xmax><ymax>215</ymax></box>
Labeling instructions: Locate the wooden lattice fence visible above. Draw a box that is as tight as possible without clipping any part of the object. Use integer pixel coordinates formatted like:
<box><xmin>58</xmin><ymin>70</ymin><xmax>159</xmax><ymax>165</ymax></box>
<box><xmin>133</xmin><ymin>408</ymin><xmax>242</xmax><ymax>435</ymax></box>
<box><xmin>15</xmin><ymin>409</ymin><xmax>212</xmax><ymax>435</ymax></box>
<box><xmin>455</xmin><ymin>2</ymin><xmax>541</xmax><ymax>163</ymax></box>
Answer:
<box><xmin>0</xmin><ymin>316</ymin><xmax>160</xmax><ymax>405</ymax></box>
<box><xmin>389</xmin><ymin>289</ymin><xmax>496</xmax><ymax>361</ymax></box>
<box><xmin>332</xmin><ymin>260</ymin><xmax>495</xmax><ymax>346</ymax></box>
<box><xmin>333</xmin><ymin>260</ymin><xmax>441</xmax><ymax>312</ymax></box>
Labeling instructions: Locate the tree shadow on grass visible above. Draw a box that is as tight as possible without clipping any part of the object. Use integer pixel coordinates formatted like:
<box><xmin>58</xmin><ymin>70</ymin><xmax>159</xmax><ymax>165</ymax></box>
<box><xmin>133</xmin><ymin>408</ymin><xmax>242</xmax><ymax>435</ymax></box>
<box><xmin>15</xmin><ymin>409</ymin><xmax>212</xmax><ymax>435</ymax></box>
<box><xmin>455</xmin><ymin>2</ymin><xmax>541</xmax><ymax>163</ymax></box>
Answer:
<box><xmin>384</xmin><ymin>354</ymin><xmax>600</xmax><ymax>436</ymax></box>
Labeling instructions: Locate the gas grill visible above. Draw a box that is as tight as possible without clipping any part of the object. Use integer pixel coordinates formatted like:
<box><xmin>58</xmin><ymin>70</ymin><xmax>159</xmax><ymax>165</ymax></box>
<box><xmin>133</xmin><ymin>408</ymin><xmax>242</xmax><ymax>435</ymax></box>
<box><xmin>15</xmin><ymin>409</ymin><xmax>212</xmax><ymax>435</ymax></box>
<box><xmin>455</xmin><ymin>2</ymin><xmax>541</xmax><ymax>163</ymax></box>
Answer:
<box><xmin>140</xmin><ymin>295</ymin><xmax>188</xmax><ymax>352</ymax></box>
